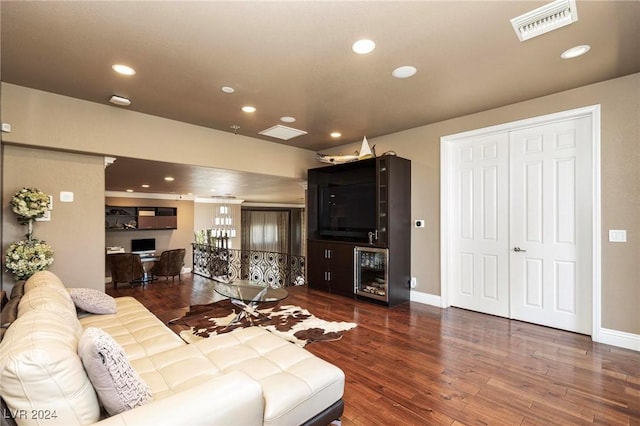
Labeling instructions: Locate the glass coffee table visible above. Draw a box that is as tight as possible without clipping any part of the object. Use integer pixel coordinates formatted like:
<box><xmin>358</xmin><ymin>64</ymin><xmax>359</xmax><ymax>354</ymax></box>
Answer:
<box><xmin>213</xmin><ymin>279</ymin><xmax>288</xmax><ymax>327</ymax></box>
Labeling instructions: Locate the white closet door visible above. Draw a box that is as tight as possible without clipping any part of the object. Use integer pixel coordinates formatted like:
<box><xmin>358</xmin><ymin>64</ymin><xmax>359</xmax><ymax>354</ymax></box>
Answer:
<box><xmin>509</xmin><ymin>116</ymin><xmax>592</xmax><ymax>334</ymax></box>
<box><xmin>449</xmin><ymin>133</ymin><xmax>510</xmax><ymax>317</ymax></box>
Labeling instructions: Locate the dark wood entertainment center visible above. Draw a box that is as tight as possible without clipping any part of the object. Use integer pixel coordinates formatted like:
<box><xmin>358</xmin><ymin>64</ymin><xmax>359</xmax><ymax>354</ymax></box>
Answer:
<box><xmin>307</xmin><ymin>155</ymin><xmax>411</xmax><ymax>306</ymax></box>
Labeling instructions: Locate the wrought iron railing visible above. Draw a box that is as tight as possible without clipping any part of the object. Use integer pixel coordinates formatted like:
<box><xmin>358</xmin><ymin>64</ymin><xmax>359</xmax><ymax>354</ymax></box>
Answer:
<box><xmin>192</xmin><ymin>243</ymin><xmax>305</xmax><ymax>288</ymax></box>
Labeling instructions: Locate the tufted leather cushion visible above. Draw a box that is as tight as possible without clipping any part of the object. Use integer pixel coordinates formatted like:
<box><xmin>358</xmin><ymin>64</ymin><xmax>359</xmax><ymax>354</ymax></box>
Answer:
<box><xmin>18</xmin><ymin>286</ymin><xmax>84</xmax><ymax>339</ymax></box>
<box><xmin>24</xmin><ymin>270</ymin><xmax>67</xmax><ymax>295</ymax></box>
<box><xmin>194</xmin><ymin>327</ymin><xmax>345</xmax><ymax>426</ymax></box>
<box><xmin>0</xmin><ymin>309</ymin><xmax>101</xmax><ymax>425</ymax></box>
<box><xmin>86</xmin><ymin>372</ymin><xmax>265</xmax><ymax>426</ymax></box>
<box><xmin>79</xmin><ymin>297</ymin><xmax>185</xmax><ymax>360</ymax></box>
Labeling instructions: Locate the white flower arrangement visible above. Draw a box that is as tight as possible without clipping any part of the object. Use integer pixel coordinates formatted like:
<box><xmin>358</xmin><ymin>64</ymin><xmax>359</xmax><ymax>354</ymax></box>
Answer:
<box><xmin>5</xmin><ymin>239</ymin><xmax>55</xmax><ymax>280</ymax></box>
<box><xmin>10</xmin><ymin>187</ymin><xmax>50</xmax><ymax>222</ymax></box>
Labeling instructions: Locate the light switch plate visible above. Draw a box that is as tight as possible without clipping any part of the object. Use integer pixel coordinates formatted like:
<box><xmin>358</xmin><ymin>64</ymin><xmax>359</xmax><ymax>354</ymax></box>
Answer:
<box><xmin>609</xmin><ymin>230</ymin><xmax>627</xmax><ymax>243</ymax></box>
<box><xmin>60</xmin><ymin>191</ymin><xmax>74</xmax><ymax>202</ymax></box>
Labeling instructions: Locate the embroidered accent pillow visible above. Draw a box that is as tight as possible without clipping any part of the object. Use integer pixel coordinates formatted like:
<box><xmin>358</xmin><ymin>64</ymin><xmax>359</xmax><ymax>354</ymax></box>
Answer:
<box><xmin>78</xmin><ymin>327</ymin><xmax>153</xmax><ymax>415</ymax></box>
<box><xmin>68</xmin><ymin>288</ymin><xmax>117</xmax><ymax>314</ymax></box>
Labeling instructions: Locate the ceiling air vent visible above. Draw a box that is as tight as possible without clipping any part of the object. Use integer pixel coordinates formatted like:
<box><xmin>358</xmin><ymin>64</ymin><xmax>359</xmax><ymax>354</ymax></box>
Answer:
<box><xmin>511</xmin><ymin>0</ymin><xmax>578</xmax><ymax>42</ymax></box>
<box><xmin>259</xmin><ymin>124</ymin><xmax>308</xmax><ymax>141</ymax></box>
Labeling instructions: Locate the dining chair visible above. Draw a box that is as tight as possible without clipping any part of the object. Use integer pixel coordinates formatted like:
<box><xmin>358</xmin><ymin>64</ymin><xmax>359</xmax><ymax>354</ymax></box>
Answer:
<box><xmin>150</xmin><ymin>248</ymin><xmax>186</xmax><ymax>282</ymax></box>
<box><xmin>108</xmin><ymin>253</ymin><xmax>145</xmax><ymax>288</ymax></box>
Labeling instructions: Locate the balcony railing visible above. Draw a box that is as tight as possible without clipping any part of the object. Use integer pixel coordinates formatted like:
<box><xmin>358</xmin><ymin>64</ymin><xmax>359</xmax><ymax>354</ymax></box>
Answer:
<box><xmin>192</xmin><ymin>243</ymin><xmax>305</xmax><ymax>288</ymax></box>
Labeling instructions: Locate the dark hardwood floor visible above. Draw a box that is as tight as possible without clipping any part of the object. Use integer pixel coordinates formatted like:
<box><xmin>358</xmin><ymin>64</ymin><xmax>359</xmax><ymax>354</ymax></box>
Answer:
<box><xmin>108</xmin><ymin>274</ymin><xmax>640</xmax><ymax>425</ymax></box>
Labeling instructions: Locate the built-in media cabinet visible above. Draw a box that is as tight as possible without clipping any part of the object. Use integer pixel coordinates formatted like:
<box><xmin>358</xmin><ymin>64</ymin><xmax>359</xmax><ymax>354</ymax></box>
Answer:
<box><xmin>105</xmin><ymin>206</ymin><xmax>177</xmax><ymax>231</ymax></box>
<box><xmin>307</xmin><ymin>155</ymin><xmax>411</xmax><ymax>306</ymax></box>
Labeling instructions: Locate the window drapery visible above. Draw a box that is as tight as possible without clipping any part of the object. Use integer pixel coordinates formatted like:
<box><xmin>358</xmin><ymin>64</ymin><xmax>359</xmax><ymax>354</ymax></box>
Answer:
<box><xmin>241</xmin><ymin>210</ymin><xmax>289</xmax><ymax>254</ymax></box>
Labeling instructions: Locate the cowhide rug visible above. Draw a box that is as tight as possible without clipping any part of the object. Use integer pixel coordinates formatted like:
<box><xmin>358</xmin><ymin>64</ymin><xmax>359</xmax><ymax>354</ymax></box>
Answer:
<box><xmin>173</xmin><ymin>299</ymin><xmax>357</xmax><ymax>347</ymax></box>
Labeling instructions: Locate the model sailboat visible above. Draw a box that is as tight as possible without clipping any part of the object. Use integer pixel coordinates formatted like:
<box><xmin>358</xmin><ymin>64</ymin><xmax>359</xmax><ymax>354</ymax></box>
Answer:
<box><xmin>316</xmin><ymin>136</ymin><xmax>375</xmax><ymax>164</ymax></box>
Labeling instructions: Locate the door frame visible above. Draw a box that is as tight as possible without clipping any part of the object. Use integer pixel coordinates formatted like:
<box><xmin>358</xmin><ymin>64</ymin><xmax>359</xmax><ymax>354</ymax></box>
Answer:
<box><xmin>440</xmin><ymin>105</ymin><xmax>601</xmax><ymax>339</ymax></box>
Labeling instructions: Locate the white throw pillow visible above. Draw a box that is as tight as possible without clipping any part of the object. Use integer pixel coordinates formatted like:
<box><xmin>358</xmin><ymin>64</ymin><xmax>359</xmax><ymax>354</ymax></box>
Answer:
<box><xmin>78</xmin><ymin>327</ymin><xmax>153</xmax><ymax>415</ymax></box>
<box><xmin>68</xmin><ymin>288</ymin><xmax>117</xmax><ymax>314</ymax></box>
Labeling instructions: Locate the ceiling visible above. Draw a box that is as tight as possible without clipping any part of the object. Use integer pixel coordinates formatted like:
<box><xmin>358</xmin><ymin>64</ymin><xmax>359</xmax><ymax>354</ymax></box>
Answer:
<box><xmin>104</xmin><ymin>157</ymin><xmax>307</xmax><ymax>205</ymax></box>
<box><xmin>2</xmin><ymin>1</ymin><xmax>639</xmax><ymax>202</ymax></box>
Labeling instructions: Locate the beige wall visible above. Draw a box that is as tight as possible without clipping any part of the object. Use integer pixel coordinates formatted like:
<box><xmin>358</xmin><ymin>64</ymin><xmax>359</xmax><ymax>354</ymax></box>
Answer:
<box><xmin>105</xmin><ymin>197</ymin><xmax>195</xmax><ymax>273</ymax></box>
<box><xmin>1</xmin><ymin>83</ymin><xmax>317</xmax><ymax>179</ymax></box>
<box><xmin>1</xmin><ymin>83</ymin><xmax>318</xmax><ymax>294</ymax></box>
<box><xmin>331</xmin><ymin>73</ymin><xmax>640</xmax><ymax>335</ymax></box>
<box><xmin>2</xmin><ymin>146</ymin><xmax>105</xmax><ymax>291</ymax></box>
<box><xmin>2</xmin><ymin>74</ymin><xmax>638</xmax><ymax>335</ymax></box>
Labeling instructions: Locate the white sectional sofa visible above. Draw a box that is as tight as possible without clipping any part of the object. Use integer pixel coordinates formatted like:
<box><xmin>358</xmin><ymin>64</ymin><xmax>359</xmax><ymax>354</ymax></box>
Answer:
<box><xmin>0</xmin><ymin>271</ymin><xmax>345</xmax><ymax>426</ymax></box>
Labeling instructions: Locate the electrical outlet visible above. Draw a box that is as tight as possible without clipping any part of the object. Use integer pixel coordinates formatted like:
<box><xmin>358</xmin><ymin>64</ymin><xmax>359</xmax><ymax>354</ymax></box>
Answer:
<box><xmin>410</xmin><ymin>277</ymin><xmax>417</xmax><ymax>288</ymax></box>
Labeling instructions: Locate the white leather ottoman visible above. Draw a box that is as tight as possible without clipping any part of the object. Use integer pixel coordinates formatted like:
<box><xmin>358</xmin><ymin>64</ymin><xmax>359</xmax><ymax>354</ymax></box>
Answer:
<box><xmin>193</xmin><ymin>327</ymin><xmax>345</xmax><ymax>426</ymax></box>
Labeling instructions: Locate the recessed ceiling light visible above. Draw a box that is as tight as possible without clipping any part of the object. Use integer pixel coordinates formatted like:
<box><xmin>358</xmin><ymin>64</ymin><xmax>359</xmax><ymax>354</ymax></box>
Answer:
<box><xmin>242</xmin><ymin>106</ymin><xmax>256</xmax><ymax>113</ymax></box>
<box><xmin>330</xmin><ymin>132</ymin><xmax>342</xmax><ymax>138</ymax></box>
<box><xmin>126</xmin><ymin>189</ymin><xmax>134</xmax><ymax>193</ymax></box>
<box><xmin>164</xmin><ymin>176</ymin><xmax>175</xmax><ymax>182</ymax></box>
<box><xmin>109</xmin><ymin>95</ymin><xmax>131</xmax><ymax>106</ymax></box>
<box><xmin>280</xmin><ymin>116</ymin><xmax>296</xmax><ymax>123</ymax></box>
<box><xmin>392</xmin><ymin>66</ymin><xmax>417</xmax><ymax>79</ymax></box>
<box><xmin>352</xmin><ymin>39</ymin><xmax>376</xmax><ymax>54</ymax></box>
<box><xmin>561</xmin><ymin>44</ymin><xmax>590</xmax><ymax>59</ymax></box>
<box><xmin>221</xmin><ymin>86</ymin><xmax>235</xmax><ymax>94</ymax></box>
<box><xmin>112</xmin><ymin>64</ymin><xmax>136</xmax><ymax>76</ymax></box>
<box><xmin>141</xmin><ymin>184</ymin><xmax>150</xmax><ymax>188</ymax></box>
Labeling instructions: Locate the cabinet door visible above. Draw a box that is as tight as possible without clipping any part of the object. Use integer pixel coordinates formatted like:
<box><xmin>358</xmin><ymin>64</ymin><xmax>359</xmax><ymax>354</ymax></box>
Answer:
<box><xmin>377</xmin><ymin>156</ymin><xmax>411</xmax><ymax>249</ymax></box>
<box><xmin>137</xmin><ymin>216</ymin><xmax>157</xmax><ymax>229</ymax></box>
<box><xmin>156</xmin><ymin>216</ymin><xmax>177</xmax><ymax>229</ymax></box>
<box><xmin>137</xmin><ymin>216</ymin><xmax>177</xmax><ymax>229</ymax></box>
<box><xmin>326</xmin><ymin>243</ymin><xmax>355</xmax><ymax>295</ymax></box>
<box><xmin>376</xmin><ymin>157</ymin><xmax>389</xmax><ymax>247</ymax></box>
<box><xmin>307</xmin><ymin>241</ymin><xmax>330</xmax><ymax>291</ymax></box>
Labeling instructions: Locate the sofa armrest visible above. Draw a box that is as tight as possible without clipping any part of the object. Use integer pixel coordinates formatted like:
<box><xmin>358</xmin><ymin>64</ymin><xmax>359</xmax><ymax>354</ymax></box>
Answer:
<box><xmin>93</xmin><ymin>372</ymin><xmax>264</xmax><ymax>426</ymax></box>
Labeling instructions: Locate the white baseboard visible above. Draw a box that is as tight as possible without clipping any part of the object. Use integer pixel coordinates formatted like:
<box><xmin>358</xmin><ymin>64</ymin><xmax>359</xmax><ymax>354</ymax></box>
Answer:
<box><xmin>410</xmin><ymin>291</ymin><xmax>442</xmax><ymax>307</ymax></box>
<box><xmin>410</xmin><ymin>291</ymin><xmax>639</xmax><ymax>352</ymax></box>
<box><xmin>595</xmin><ymin>327</ymin><xmax>640</xmax><ymax>352</ymax></box>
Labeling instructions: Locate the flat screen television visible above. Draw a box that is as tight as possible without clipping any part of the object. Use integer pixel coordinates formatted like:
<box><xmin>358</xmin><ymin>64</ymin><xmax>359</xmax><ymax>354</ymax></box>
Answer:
<box><xmin>318</xmin><ymin>183</ymin><xmax>376</xmax><ymax>241</ymax></box>
<box><xmin>131</xmin><ymin>238</ymin><xmax>155</xmax><ymax>253</ymax></box>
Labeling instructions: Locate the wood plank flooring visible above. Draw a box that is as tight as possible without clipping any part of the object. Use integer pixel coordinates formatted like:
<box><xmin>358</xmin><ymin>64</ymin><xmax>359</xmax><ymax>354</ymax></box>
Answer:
<box><xmin>108</xmin><ymin>275</ymin><xmax>640</xmax><ymax>425</ymax></box>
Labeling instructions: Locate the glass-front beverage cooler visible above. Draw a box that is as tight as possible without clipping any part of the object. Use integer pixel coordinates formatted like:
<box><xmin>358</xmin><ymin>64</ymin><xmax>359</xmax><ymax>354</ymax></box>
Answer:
<box><xmin>354</xmin><ymin>246</ymin><xmax>389</xmax><ymax>302</ymax></box>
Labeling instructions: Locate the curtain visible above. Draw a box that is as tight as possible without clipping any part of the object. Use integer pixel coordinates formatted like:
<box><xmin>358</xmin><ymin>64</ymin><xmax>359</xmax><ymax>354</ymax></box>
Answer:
<box><xmin>242</xmin><ymin>211</ymin><xmax>289</xmax><ymax>254</ymax></box>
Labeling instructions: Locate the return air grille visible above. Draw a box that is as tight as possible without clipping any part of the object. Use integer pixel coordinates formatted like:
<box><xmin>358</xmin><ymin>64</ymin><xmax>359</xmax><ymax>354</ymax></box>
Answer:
<box><xmin>259</xmin><ymin>124</ymin><xmax>308</xmax><ymax>141</ymax></box>
<box><xmin>511</xmin><ymin>0</ymin><xmax>578</xmax><ymax>41</ymax></box>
